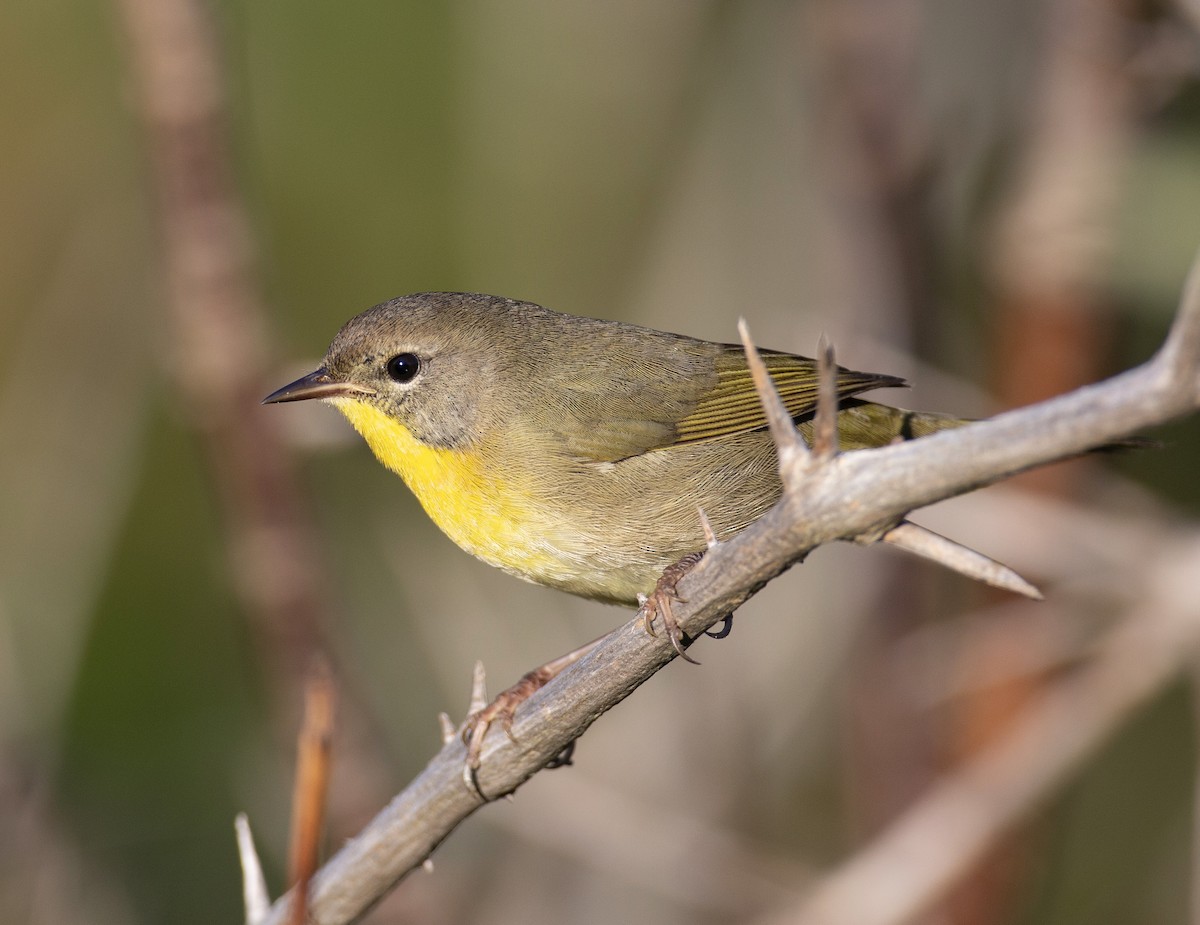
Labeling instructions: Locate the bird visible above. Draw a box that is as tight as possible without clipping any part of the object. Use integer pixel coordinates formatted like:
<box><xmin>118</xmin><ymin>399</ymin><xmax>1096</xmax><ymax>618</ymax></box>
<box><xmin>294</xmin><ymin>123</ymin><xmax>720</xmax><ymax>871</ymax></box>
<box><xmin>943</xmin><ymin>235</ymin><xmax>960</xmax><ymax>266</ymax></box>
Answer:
<box><xmin>264</xmin><ymin>291</ymin><xmax>967</xmax><ymax>766</ymax></box>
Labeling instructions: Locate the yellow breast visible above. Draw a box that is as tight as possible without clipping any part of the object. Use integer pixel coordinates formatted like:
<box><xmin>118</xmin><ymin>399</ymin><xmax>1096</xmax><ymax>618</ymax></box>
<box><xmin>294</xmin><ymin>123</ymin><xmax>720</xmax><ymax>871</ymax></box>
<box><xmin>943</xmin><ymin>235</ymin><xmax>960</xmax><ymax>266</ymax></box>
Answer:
<box><xmin>331</xmin><ymin>399</ymin><xmax>560</xmax><ymax>580</ymax></box>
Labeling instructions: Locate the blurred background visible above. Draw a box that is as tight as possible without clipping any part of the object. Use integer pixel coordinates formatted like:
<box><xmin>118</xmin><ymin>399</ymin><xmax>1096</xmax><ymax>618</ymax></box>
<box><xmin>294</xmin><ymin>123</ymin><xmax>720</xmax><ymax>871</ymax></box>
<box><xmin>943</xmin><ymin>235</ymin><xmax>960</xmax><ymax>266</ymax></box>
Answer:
<box><xmin>3</xmin><ymin>1</ymin><xmax>1200</xmax><ymax>923</ymax></box>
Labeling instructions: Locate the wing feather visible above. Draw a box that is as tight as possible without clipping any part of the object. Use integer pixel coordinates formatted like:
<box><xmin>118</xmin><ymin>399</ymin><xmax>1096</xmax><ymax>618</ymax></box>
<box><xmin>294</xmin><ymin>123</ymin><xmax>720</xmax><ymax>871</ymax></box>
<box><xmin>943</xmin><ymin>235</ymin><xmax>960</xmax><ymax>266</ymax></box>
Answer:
<box><xmin>672</xmin><ymin>348</ymin><xmax>905</xmax><ymax>445</ymax></box>
<box><xmin>553</xmin><ymin>341</ymin><xmax>906</xmax><ymax>462</ymax></box>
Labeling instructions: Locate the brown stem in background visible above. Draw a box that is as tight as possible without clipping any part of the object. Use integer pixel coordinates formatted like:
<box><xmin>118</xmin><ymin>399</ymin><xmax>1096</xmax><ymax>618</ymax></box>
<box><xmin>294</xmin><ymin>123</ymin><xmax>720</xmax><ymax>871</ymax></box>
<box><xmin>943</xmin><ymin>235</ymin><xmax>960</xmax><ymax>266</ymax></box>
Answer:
<box><xmin>809</xmin><ymin>0</ymin><xmax>945</xmax><ymax>899</ymax></box>
<box><xmin>967</xmin><ymin>2</ymin><xmax>1135</xmax><ymax>921</ymax></box>
<box><xmin>989</xmin><ymin>0</ymin><xmax>1133</xmax><ymax>497</ymax></box>
<box><xmin>113</xmin><ymin>0</ymin><xmax>397</xmax><ymax>908</ymax></box>
<box><xmin>289</xmin><ymin>662</ymin><xmax>337</xmax><ymax>925</ymax></box>
<box><xmin>114</xmin><ymin>0</ymin><xmax>331</xmax><ymax>685</ymax></box>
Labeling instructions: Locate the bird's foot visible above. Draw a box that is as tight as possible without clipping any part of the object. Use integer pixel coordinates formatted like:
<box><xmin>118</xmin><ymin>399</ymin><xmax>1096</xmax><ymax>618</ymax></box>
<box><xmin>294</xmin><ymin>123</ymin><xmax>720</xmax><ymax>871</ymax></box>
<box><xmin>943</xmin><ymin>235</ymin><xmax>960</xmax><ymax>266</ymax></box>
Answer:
<box><xmin>462</xmin><ymin>637</ymin><xmax>603</xmax><ymax>793</ymax></box>
<box><xmin>463</xmin><ymin>664</ymin><xmax>553</xmax><ymax>773</ymax></box>
<box><xmin>639</xmin><ymin>551</ymin><xmax>707</xmax><ymax>664</ymax></box>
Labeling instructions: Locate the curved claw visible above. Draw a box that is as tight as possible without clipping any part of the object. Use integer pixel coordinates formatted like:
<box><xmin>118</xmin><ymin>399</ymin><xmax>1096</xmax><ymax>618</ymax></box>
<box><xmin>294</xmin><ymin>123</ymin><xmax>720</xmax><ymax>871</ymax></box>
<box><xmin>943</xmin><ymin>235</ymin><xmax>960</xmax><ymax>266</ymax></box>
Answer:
<box><xmin>545</xmin><ymin>741</ymin><xmax>576</xmax><ymax>769</ymax></box>
<box><xmin>704</xmin><ymin>613</ymin><xmax>734</xmax><ymax>639</ymax></box>
<box><xmin>642</xmin><ymin>586</ymin><xmax>700</xmax><ymax>665</ymax></box>
<box><xmin>462</xmin><ymin>723</ymin><xmax>488</xmax><ymax>798</ymax></box>
<box><xmin>666</xmin><ymin>620</ymin><xmax>700</xmax><ymax>665</ymax></box>
<box><xmin>463</xmin><ymin>695</ymin><xmax>520</xmax><ymax>775</ymax></box>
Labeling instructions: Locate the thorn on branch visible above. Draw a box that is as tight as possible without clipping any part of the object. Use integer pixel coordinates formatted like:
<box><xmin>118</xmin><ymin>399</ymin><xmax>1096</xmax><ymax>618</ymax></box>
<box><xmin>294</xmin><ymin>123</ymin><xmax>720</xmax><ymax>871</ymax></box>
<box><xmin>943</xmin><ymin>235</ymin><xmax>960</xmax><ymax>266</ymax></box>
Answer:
<box><xmin>468</xmin><ymin>660</ymin><xmax>488</xmax><ymax>717</ymax></box>
<box><xmin>236</xmin><ymin>813</ymin><xmax>271</xmax><ymax>925</ymax></box>
<box><xmin>738</xmin><ymin>318</ymin><xmax>807</xmax><ymax>467</ymax></box>
<box><xmin>879</xmin><ymin>520</ymin><xmax>1043</xmax><ymax>600</ymax></box>
<box><xmin>813</xmin><ymin>336</ymin><xmax>840</xmax><ymax>461</ymax></box>
<box><xmin>438</xmin><ymin>712</ymin><xmax>456</xmax><ymax>745</ymax></box>
<box><xmin>1159</xmin><ymin>245</ymin><xmax>1200</xmax><ymax>397</ymax></box>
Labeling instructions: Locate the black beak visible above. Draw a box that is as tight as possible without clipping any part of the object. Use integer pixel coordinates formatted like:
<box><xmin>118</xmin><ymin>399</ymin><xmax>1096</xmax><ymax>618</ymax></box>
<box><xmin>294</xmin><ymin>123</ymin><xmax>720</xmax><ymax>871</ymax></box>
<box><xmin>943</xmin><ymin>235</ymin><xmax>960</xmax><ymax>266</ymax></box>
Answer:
<box><xmin>262</xmin><ymin>368</ymin><xmax>376</xmax><ymax>404</ymax></box>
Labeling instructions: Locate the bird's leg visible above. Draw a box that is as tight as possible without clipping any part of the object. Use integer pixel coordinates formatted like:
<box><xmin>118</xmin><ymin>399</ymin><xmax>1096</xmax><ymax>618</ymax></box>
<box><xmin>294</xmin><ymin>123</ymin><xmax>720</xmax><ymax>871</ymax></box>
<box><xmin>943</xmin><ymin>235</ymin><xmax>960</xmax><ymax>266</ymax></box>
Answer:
<box><xmin>639</xmin><ymin>551</ymin><xmax>707</xmax><ymax>664</ymax></box>
<box><xmin>463</xmin><ymin>634</ymin><xmax>605</xmax><ymax>775</ymax></box>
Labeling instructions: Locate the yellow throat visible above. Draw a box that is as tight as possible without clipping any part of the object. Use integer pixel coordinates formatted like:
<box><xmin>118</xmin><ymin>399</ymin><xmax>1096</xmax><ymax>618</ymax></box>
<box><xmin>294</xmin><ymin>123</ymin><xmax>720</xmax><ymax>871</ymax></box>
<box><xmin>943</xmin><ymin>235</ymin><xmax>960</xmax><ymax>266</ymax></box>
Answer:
<box><xmin>331</xmin><ymin>399</ymin><xmax>550</xmax><ymax>577</ymax></box>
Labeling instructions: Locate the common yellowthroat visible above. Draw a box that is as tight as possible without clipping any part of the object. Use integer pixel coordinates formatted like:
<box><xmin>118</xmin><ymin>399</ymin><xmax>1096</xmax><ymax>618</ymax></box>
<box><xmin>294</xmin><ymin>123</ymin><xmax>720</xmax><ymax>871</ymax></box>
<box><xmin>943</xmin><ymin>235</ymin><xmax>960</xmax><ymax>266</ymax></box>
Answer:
<box><xmin>264</xmin><ymin>292</ymin><xmax>965</xmax><ymax>608</ymax></box>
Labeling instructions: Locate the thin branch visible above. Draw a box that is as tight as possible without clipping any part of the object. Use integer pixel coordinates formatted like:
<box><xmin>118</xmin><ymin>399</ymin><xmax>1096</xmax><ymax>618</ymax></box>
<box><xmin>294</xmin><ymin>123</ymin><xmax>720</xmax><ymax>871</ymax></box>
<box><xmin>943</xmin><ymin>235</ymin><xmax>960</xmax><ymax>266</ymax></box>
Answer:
<box><xmin>262</xmin><ymin>250</ymin><xmax>1200</xmax><ymax>924</ymax></box>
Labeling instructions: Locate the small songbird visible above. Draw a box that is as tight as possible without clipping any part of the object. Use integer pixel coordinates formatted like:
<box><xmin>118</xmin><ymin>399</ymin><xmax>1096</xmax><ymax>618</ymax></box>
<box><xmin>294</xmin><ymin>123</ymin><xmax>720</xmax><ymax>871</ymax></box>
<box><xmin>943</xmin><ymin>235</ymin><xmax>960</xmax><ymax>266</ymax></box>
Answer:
<box><xmin>264</xmin><ymin>292</ymin><xmax>966</xmax><ymax>759</ymax></box>
<box><xmin>265</xmin><ymin>292</ymin><xmax>963</xmax><ymax>604</ymax></box>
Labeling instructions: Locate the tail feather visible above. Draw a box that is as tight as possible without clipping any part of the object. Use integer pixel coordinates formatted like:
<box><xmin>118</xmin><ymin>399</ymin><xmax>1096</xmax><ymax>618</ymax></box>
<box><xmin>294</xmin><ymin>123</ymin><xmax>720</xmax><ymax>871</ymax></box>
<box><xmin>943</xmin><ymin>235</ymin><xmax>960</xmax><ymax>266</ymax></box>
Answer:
<box><xmin>796</xmin><ymin>400</ymin><xmax>968</xmax><ymax>451</ymax></box>
<box><xmin>797</xmin><ymin>398</ymin><xmax>1152</xmax><ymax>455</ymax></box>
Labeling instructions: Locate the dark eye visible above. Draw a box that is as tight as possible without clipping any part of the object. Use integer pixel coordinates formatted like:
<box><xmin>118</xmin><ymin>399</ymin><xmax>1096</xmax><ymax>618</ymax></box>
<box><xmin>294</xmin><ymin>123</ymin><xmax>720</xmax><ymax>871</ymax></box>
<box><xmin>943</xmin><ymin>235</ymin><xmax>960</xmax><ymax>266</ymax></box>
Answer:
<box><xmin>385</xmin><ymin>353</ymin><xmax>421</xmax><ymax>383</ymax></box>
